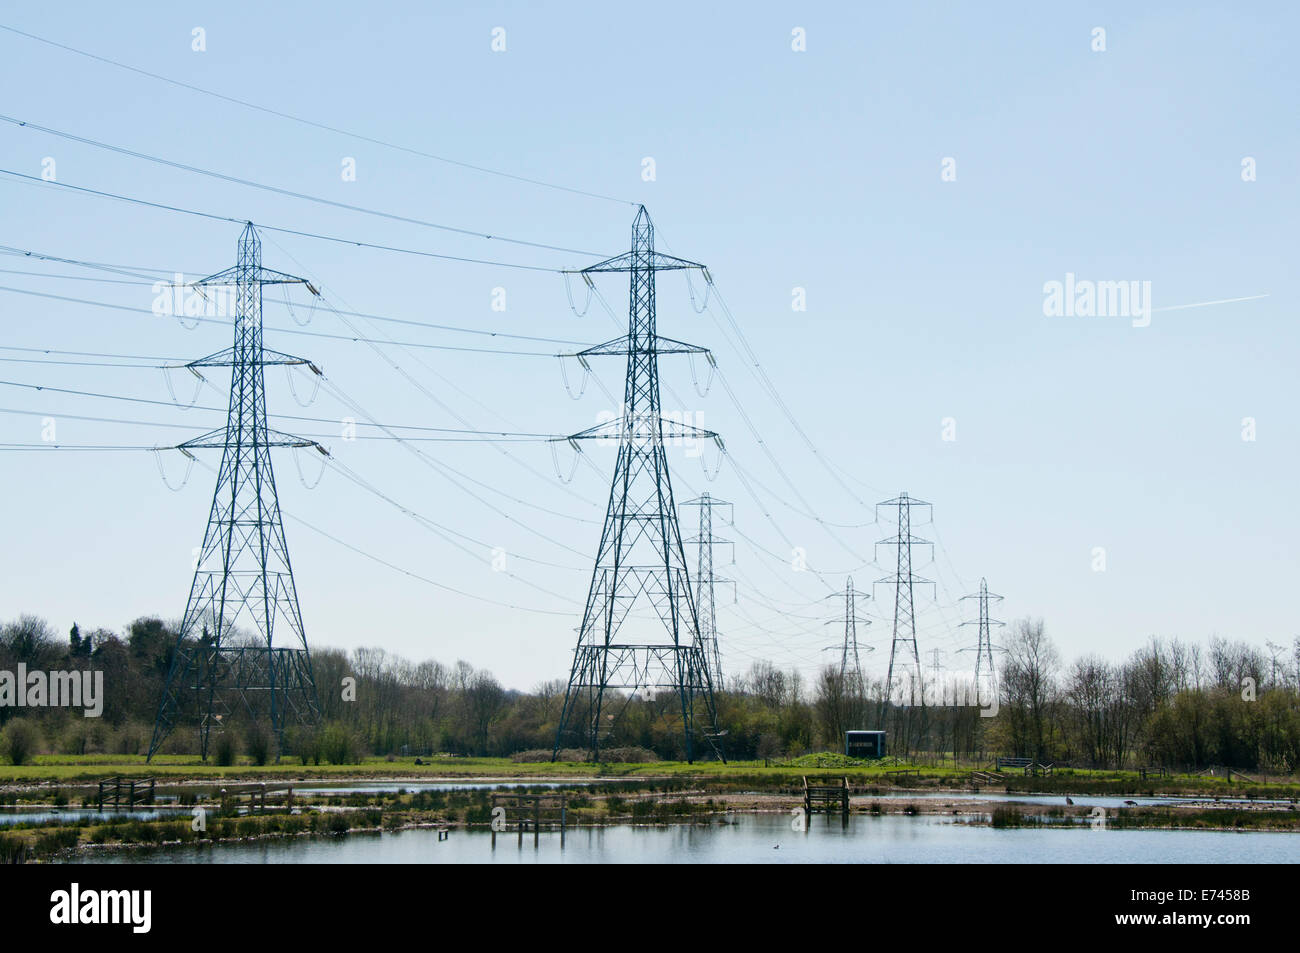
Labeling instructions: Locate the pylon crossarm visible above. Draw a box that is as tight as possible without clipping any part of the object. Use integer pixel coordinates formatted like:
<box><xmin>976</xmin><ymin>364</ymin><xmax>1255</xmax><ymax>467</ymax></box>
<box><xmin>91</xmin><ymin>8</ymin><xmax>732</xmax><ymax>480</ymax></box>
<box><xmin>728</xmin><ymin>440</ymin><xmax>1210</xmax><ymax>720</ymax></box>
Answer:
<box><xmin>186</xmin><ymin>347</ymin><xmax>317</xmax><ymax>369</ymax></box>
<box><xmin>875</xmin><ymin>574</ymin><xmax>935</xmax><ymax>589</ymax></box>
<box><xmin>653</xmin><ymin>335</ymin><xmax>711</xmax><ymax>355</ymax></box>
<box><xmin>565</xmin><ymin>250</ymin><xmax>707</xmax><ymax>274</ymax></box>
<box><xmin>176</xmin><ymin>429</ymin><xmax>325</xmax><ymax>452</ymax></box>
<box><xmin>187</xmin><ymin>266</ymin><xmax>315</xmax><ymax>290</ymax></box>
<box><xmin>571</xmin><ymin>334</ymin><xmax>711</xmax><ymax>358</ymax></box>
<box><xmin>559</xmin><ymin>418</ymin><xmax>720</xmax><ymax>443</ymax></box>
<box><xmin>659</xmin><ymin>420</ymin><xmax>720</xmax><ymax>442</ymax></box>
<box><xmin>186</xmin><ymin>265</ymin><xmax>239</xmax><ymax>288</ymax></box>
<box><xmin>255</xmin><ymin>269</ymin><xmax>318</xmax><ymax>290</ymax></box>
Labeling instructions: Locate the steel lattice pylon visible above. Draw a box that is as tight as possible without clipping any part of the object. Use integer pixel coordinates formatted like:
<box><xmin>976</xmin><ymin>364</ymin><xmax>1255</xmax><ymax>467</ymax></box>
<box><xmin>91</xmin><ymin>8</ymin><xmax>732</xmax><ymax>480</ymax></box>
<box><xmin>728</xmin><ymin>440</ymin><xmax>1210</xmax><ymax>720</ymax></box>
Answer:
<box><xmin>683</xmin><ymin>493</ymin><xmax>734</xmax><ymax>690</ymax></box>
<box><xmin>551</xmin><ymin>207</ymin><xmax>725</xmax><ymax>763</ymax></box>
<box><xmin>830</xmin><ymin>577</ymin><xmax>871</xmax><ymax>694</ymax></box>
<box><xmin>875</xmin><ymin>493</ymin><xmax>934</xmax><ymax>711</ymax></box>
<box><xmin>148</xmin><ymin>223</ymin><xmax>325</xmax><ymax>762</ymax></box>
<box><xmin>960</xmin><ymin>577</ymin><xmax>1005</xmax><ymax>707</ymax></box>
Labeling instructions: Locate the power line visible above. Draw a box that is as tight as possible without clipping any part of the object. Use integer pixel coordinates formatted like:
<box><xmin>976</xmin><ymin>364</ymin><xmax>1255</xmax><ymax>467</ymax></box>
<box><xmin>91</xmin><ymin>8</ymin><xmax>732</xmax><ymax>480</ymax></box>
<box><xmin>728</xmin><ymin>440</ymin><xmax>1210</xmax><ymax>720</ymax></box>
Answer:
<box><xmin>0</xmin><ymin>345</ymin><xmax>182</xmax><ymax>361</ymax></box>
<box><xmin>0</xmin><ymin>282</ymin><xmax>567</xmax><ymax>357</ymax></box>
<box><xmin>193</xmin><ymin>456</ymin><xmax>578</xmax><ymax>616</ymax></box>
<box><xmin>0</xmin><ymin>23</ymin><xmax>635</xmax><ymax>206</ymax></box>
<box><xmin>0</xmin><ymin>169</ymin><xmax>575</xmax><ymax>272</ymax></box>
<box><xmin>0</xmin><ymin>267</ymin><xmax>157</xmax><ymax>286</ymax></box>
<box><xmin>257</xmin><ymin>234</ymin><xmax>604</xmax><ymax>519</ymax></box>
<box><xmin>588</xmin><ymin>281</ymin><xmax>869</xmax><ymax>572</ymax></box>
<box><xmin>320</xmin><ymin>454</ymin><xmax>583</xmax><ymax>574</ymax></box>
<box><xmin>1</xmin><ymin>113</ymin><xmax>611</xmax><ymax>258</ymax></box>
<box><xmin>0</xmin><ymin>442</ymin><xmax>159</xmax><ymax>451</ymax></box>
<box><xmin>286</xmin><ymin>513</ymin><xmax>575</xmax><ymax>617</ymax></box>
<box><xmin>0</xmin><ymin>243</ymin><xmax>593</xmax><ymax>345</ymax></box>
<box><xmin>0</xmin><ymin>243</ymin><xmax>180</xmax><ymax>281</ymax></box>
<box><xmin>656</xmin><ymin>225</ymin><xmax>888</xmax><ymax>507</ymax></box>
<box><xmin>0</xmin><ymin>377</ymin><xmax>559</xmax><ymax>439</ymax></box>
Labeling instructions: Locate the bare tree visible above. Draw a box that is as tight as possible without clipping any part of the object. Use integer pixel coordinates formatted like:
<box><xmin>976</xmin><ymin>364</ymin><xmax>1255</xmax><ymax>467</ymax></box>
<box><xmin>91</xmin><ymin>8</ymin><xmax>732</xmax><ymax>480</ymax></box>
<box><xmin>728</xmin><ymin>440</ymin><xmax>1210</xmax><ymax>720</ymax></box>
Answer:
<box><xmin>999</xmin><ymin>618</ymin><xmax>1059</xmax><ymax>761</ymax></box>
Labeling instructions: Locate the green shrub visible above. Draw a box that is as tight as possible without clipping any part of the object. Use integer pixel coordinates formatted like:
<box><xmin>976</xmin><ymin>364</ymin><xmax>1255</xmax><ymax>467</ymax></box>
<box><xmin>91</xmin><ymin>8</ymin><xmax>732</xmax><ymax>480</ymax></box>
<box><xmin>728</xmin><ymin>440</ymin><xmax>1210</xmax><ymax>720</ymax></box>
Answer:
<box><xmin>166</xmin><ymin>821</ymin><xmax>196</xmax><ymax>843</ymax></box>
<box><xmin>0</xmin><ymin>833</ymin><xmax>29</xmax><ymax>863</ymax></box>
<box><xmin>212</xmin><ymin>731</ymin><xmax>239</xmax><ymax>767</ymax></box>
<box><xmin>319</xmin><ymin>722</ymin><xmax>364</xmax><ymax>765</ymax></box>
<box><xmin>286</xmin><ymin>726</ymin><xmax>322</xmax><ymax>765</ymax></box>
<box><xmin>123</xmin><ymin>821</ymin><xmax>159</xmax><ymax>843</ymax></box>
<box><xmin>112</xmin><ymin>723</ymin><xmax>146</xmax><ymax>756</ymax></box>
<box><xmin>991</xmin><ymin>807</ymin><xmax>1027</xmax><ymax>828</ymax></box>
<box><xmin>1</xmin><ymin>718</ymin><xmax>39</xmax><ymax>766</ymax></box>
<box><xmin>245</xmin><ymin>723</ymin><xmax>271</xmax><ymax>766</ymax></box>
<box><xmin>61</xmin><ymin>722</ymin><xmax>95</xmax><ymax>756</ymax></box>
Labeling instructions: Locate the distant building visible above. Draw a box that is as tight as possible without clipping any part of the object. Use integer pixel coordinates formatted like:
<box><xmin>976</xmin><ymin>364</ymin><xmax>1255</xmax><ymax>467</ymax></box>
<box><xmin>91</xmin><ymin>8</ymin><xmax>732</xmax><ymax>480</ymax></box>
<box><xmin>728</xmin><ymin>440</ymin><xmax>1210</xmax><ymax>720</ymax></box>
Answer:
<box><xmin>845</xmin><ymin>730</ymin><xmax>886</xmax><ymax>759</ymax></box>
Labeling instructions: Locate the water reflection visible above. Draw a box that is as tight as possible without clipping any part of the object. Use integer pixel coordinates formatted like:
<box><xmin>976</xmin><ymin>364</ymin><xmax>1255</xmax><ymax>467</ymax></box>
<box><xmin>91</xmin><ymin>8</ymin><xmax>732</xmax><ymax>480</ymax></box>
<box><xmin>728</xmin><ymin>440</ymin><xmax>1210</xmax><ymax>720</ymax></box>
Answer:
<box><xmin>69</xmin><ymin>812</ymin><xmax>1298</xmax><ymax>864</ymax></box>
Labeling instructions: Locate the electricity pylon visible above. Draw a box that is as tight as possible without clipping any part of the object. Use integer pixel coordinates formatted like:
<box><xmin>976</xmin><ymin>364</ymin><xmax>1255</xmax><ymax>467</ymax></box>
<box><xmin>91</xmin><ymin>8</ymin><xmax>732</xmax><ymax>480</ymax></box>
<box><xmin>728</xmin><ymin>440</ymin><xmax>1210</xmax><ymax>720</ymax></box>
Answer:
<box><xmin>148</xmin><ymin>223</ymin><xmax>325</xmax><ymax>762</ymax></box>
<box><xmin>960</xmin><ymin>577</ymin><xmax>1004</xmax><ymax>706</ymax></box>
<box><xmin>825</xmin><ymin>577</ymin><xmax>871</xmax><ymax>694</ymax></box>
<box><xmin>682</xmin><ymin>493</ymin><xmax>734</xmax><ymax>691</ymax></box>
<box><xmin>875</xmin><ymin>493</ymin><xmax>934</xmax><ymax>711</ymax></box>
<box><xmin>551</xmin><ymin>206</ymin><xmax>725</xmax><ymax>763</ymax></box>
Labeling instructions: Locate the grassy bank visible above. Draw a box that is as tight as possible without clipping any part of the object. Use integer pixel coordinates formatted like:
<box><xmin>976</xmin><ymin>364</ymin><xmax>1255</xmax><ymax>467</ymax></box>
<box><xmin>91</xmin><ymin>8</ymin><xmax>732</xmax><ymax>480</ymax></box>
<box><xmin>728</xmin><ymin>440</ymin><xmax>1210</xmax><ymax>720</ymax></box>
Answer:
<box><xmin>4</xmin><ymin>755</ymin><xmax>1299</xmax><ymax>802</ymax></box>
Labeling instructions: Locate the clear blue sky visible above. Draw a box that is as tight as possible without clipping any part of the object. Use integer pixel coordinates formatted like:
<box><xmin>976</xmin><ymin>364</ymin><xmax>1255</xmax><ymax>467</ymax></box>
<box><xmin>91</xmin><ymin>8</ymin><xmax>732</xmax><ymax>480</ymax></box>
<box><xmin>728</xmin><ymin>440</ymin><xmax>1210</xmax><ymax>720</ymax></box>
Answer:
<box><xmin>1</xmin><ymin>1</ymin><xmax>1295</xmax><ymax>690</ymax></box>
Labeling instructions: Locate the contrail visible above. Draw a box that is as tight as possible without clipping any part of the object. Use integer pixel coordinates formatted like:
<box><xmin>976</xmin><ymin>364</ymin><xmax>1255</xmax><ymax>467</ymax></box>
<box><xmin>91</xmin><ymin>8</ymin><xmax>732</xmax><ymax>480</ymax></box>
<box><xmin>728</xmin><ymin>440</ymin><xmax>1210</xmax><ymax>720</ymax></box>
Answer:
<box><xmin>1153</xmin><ymin>294</ymin><xmax>1269</xmax><ymax>313</ymax></box>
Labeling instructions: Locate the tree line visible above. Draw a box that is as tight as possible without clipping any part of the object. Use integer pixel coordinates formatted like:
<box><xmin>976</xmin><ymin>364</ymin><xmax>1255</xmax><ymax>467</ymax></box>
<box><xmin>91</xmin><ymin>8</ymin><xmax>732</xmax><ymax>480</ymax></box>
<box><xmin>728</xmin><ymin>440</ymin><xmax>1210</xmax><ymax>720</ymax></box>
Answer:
<box><xmin>1</xmin><ymin>613</ymin><xmax>1298</xmax><ymax>771</ymax></box>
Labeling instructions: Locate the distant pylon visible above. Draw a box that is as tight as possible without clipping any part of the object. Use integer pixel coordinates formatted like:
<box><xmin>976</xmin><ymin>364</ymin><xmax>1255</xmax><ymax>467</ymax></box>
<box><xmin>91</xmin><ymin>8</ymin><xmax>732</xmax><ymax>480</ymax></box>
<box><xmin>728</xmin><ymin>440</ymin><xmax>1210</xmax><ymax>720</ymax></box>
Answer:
<box><xmin>825</xmin><ymin>577</ymin><xmax>872</xmax><ymax>693</ymax></box>
<box><xmin>959</xmin><ymin>577</ymin><xmax>1004</xmax><ymax>706</ymax></box>
<box><xmin>551</xmin><ymin>206</ymin><xmax>725</xmax><ymax>763</ymax></box>
<box><xmin>682</xmin><ymin>493</ymin><xmax>735</xmax><ymax>690</ymax></box>
<box><xmin>148</xmin><ymin>223</ymin><xmax>325</xmax><ymax>762</ymax></box>
<box><xmin>875</xmin><ymin>492</ymin><xmax>935</xmax><ymax>710</ymax></box>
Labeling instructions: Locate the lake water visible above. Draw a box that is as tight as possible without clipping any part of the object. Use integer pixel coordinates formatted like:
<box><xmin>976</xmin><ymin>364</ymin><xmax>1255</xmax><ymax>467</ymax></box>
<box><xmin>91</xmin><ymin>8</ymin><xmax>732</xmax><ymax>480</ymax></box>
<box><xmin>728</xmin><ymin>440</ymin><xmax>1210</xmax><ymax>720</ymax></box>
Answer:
<box><xmin>0</xmin><ymin>807</ymin><xmax>188</xmax><ymax>828</ymax></box>
<box><xmin>70</xmin><ymin>813</ymin><xmax>1298</xmax><ymax>864</ymax></box>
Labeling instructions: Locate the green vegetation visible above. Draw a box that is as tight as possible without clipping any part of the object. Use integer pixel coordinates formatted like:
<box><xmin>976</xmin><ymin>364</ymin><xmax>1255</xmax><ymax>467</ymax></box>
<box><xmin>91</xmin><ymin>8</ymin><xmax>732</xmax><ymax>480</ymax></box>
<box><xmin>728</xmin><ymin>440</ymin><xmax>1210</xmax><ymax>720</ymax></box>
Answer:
<box><xmin>2</xmin><ymin>613</ymin><xmax>1299</xmax><ymax>783</ymax></box>
<box><xmin>1</xmin><ymin>718</ymin><xmax>39</xmax><ymax>766</ymax></box>
<box><xmin>990</xmin><ymin>807</ymin><xmax>1037</xmax><ymax>828</ymax></box>
<box><xmin>778</xmin><ymin>752</ymin><xmax>870</xmax><ymax>769</ymax></box>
